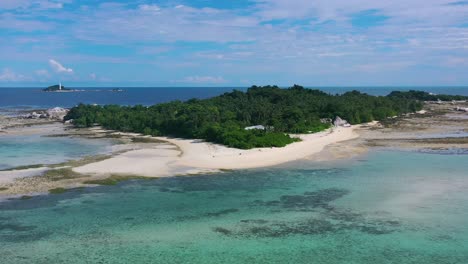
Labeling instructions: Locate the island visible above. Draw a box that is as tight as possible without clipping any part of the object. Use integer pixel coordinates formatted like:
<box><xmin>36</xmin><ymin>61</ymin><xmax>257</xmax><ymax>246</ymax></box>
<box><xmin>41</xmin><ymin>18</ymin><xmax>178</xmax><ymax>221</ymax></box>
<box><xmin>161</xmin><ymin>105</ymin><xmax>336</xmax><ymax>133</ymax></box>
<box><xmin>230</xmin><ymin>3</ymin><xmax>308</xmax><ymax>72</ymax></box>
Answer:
<box><xmin>64</xmin><ymin>85</ymin><xmax>428</xmax><ymax>149</ymax></box>
<box><xmin>1</xmin><ymin>86</ymin><xmax>468</xmax><ymax>196</ymax></box>
<box><xmin>42</xmin><ymin>83</ymin><xmax>71</xmax><ymax>92</ymax></box>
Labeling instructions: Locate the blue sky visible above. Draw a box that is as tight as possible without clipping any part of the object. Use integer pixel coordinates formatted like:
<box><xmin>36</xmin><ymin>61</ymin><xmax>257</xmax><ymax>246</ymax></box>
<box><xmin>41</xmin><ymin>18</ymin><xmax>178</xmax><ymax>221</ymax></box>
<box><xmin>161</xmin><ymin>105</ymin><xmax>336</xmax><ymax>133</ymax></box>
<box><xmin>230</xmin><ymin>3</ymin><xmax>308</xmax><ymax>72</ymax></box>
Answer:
<box><xmin>1</xmin><ymin>0</ymin><xmax>468</xmax><ymax>87</ymax></box>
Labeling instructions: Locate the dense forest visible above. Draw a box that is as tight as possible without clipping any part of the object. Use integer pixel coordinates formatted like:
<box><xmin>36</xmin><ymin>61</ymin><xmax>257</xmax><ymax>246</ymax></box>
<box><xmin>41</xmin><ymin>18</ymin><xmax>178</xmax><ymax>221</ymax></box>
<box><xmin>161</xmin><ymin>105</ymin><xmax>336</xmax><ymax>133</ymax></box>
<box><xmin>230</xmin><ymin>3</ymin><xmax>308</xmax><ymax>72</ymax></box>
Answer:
<box><xmin>388</xmin><ymin>90</ymin><xmax>468</xmax><ymax>101</ymax></box>
<box><xmin>65</xmin><ymin>85</ymin><xmax>423</xmax><ymax>149</ymax></box>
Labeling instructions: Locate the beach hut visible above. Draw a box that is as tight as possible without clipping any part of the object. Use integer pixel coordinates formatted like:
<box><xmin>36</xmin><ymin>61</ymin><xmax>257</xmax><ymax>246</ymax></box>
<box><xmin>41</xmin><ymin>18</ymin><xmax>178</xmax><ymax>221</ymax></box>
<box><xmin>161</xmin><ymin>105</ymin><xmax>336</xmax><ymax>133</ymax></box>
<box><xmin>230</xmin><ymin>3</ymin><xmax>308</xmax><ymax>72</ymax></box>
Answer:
<box><xmin>244</xmin><ymin>125</ymin><xmax>266</xmax><ymax>131</ymax></box>
<box><xmin>333</xmin><ymin>116</ymin><xmax>350</xmax><ymax>127</ymax></box>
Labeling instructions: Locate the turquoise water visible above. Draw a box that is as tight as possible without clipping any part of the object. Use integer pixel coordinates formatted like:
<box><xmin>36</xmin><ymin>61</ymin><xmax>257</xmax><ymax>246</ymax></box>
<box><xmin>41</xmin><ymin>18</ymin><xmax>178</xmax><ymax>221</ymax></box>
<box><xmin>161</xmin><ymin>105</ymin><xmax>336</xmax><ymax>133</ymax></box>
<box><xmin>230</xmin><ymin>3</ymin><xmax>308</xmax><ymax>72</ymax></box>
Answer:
<box><xmin>0</xmin><ymin>135</ymin><xmax>114</xmax><ymax>170</ymax></box>
<box><xmin>0</xmin><ymin>151</ymin><xmax>467</xmax><ymax>263</ymax></box>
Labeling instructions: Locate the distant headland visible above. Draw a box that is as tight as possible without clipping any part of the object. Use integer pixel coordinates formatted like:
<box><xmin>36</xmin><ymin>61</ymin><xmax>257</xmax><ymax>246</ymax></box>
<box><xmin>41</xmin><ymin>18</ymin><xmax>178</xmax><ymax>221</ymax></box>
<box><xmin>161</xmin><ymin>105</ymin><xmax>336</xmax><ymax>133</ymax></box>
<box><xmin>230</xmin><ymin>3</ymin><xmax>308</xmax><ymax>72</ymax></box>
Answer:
<box><xmin>42</xmin><ymin>83</ymin><xmax>72</xmax><ymax>92</ymax></box>
<box><xmin>41</xmin><ymin>85</ymin><xmax>124</xmax><ymax>92</ymax></box>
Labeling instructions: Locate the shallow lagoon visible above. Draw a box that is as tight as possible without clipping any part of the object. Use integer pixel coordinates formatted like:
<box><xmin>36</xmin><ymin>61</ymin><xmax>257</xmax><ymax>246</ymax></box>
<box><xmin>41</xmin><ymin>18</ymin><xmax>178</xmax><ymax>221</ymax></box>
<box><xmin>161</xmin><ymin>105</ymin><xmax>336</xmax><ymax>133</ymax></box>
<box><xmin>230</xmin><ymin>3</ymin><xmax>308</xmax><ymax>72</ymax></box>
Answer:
<box><xmin>0</xmin><ymin>134</ymin><xmax>114</xmax><ymax>170</ymax></box>
<box><xmin>0</xmin><ymin>150</ymin><xmax>467</xmax><ymax>263</ymax></box>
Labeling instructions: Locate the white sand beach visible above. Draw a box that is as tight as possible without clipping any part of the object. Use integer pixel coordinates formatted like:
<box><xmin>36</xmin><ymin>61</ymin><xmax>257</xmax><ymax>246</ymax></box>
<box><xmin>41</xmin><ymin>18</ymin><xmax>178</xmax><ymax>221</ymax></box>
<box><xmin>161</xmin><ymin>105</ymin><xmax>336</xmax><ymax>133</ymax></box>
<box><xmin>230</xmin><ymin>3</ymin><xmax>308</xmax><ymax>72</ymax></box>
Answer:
<box><xmin>72</xmin><ymin>126</ymin><xmax>358</xmax><ymax>177</ymax></box>
<box><xmin>0</xmin><ymin>124</ymin><xmax>359</xmax><ymax>195</ymax></box>
<box><xmin>161</xmin><ymin>126</ymin><xmax>358</xmax><ymax>169</ymax></box>
<box><xmin>73</xmin><ymin>143</ymin><xmax>217</xmax><ymax>177</ymax></box>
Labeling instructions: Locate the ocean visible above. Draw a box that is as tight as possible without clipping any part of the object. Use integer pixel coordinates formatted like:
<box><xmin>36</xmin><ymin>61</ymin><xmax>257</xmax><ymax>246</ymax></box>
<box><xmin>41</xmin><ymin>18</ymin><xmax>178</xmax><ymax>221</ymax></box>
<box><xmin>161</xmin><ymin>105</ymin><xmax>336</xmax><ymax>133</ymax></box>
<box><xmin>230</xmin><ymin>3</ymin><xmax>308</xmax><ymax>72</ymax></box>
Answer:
<box><xmin>1</xmin><ymin>87</ymin><xmax>468</xmax><ymax>263</ymax></box>
<box><xmin>1</xmin><ymin>87</ymin><xmax>468</xmax><ymax>115</ymax></box>
<box><xmin>0</xmin><ymin>87</ymin><xmax>235</xmax><ymax>115</ymax></box>
<box><xmin>0</xmin><ymin>151</ymin><xmax>467</xmax><ymax>263</ymax></box>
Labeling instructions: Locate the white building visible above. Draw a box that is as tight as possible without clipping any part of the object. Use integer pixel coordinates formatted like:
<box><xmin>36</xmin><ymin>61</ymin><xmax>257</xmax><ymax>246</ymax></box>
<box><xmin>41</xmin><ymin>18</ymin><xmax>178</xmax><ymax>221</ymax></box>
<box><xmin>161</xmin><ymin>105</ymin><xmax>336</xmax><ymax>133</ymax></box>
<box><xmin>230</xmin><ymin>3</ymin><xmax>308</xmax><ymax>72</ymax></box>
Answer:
<box><xmin>333</xmin><ymin>116</ymin><xmax>350</xmax><ymax>127</ymax></box>
<box><xmin>244</xmin><ymin>125</ymin><xmax>266</xmax><ymax>131</ymax></box>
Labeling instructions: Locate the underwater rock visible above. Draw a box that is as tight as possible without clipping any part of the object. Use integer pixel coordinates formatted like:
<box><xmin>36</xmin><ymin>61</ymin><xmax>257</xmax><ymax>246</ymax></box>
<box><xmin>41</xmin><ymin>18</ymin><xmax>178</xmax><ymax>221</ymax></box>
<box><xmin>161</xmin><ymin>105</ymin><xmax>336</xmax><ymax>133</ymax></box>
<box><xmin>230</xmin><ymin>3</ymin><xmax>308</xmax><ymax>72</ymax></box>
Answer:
<box><xmin>215</xmin><ymin>188</ymin><xmax>401</xmax><ymax>238</ymax></box>
<box><xmin>205</xmin><ymin>208</ymin><xmax>239</xmax><ymax>217</ymax></box>
<box><xmin>256</xmin><ymin>188</ymin><xmax>351</xmax><ymax>210</ymax></box>
<box><xmin>212</xmin><ymin>227</ymin><xmax>233</xmax><ymax>235</ymax></box>
<box><xmin>0</xmin><ymin>223</ymin><xmax>36</xmax><ymax>232</ymax></box>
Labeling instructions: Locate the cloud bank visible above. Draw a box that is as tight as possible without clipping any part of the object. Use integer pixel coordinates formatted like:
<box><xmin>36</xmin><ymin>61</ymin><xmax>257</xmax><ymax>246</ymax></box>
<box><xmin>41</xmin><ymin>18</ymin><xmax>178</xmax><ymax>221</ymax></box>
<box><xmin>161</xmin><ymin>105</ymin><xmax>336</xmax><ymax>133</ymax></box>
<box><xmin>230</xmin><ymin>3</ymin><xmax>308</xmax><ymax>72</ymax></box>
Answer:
<box><xmin>175</xmin><ymin>76</ymin><xmax>227</xmax><ymax>84</ymax></box>
<box><xmin>0</xmin><ymin>0</ymin><xmax>467</xmax><ymax>86</ymax></box>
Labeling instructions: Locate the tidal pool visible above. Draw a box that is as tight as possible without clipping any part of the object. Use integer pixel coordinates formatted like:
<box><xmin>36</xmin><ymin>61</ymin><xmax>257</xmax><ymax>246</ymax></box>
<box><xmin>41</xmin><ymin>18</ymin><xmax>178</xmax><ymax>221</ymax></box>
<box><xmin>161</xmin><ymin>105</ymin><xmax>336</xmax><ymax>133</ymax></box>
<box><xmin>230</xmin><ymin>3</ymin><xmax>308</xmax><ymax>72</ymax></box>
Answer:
<box><xmin>0</xmin><ymin>134</ymin><xmax>114</xmax><ymax>170</ymax></box>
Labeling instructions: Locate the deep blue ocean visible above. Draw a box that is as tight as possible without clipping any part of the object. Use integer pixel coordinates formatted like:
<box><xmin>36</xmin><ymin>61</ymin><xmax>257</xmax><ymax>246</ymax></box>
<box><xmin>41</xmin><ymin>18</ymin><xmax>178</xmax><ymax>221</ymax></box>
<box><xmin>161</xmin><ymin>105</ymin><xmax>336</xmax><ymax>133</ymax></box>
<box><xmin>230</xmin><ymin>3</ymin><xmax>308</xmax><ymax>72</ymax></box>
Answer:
<box><xmin>1</xmin><ymin>87</ymin><xmax>467</xmax><ymax>115</ymax></box>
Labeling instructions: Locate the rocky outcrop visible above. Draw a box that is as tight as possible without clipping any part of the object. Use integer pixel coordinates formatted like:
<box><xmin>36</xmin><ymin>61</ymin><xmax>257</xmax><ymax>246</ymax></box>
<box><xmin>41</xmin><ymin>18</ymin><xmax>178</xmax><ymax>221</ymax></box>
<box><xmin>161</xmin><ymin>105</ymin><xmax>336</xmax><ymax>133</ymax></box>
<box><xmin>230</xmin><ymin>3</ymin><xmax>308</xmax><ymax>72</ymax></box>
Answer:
<box><xmin>455</xmin><ymin>106</ymin><xmax>468</xmax><ymax>112</ymax></box>
<box><xmin>21</xmin><ymin>107</ymin><xmax>69</xmax><ymax>121</ymax></box>
<box><xmin>46</xmin><ymin>107</ymin><xmax>69</xmax><ymax>120</ymax></box>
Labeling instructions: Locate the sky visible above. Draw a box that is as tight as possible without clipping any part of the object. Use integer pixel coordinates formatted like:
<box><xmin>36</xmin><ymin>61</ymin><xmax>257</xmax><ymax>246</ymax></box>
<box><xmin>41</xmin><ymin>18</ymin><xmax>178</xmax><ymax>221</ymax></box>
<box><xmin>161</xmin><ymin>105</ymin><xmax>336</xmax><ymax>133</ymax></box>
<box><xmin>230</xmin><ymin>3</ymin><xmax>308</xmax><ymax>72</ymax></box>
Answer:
<box><xmin>1</xmin><ymin>0</ymin><xmax>468</xmax><ymax>87</ymax></box>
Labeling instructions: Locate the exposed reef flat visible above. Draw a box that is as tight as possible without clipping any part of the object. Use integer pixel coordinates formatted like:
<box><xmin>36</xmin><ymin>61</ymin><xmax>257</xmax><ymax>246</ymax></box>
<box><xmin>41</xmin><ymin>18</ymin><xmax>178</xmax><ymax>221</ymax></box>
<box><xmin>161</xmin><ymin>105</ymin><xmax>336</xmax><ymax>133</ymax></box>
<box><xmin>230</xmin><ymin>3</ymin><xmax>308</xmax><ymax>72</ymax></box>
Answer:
<box><xmin>292</xmin><ymin>101</ymin><xmax>468</xmax><ymax>163</ymax></box>
<box><xmin>359</xmin><ymin>101</ymin><xmax>468</xmax><ymax>152</ymax></box>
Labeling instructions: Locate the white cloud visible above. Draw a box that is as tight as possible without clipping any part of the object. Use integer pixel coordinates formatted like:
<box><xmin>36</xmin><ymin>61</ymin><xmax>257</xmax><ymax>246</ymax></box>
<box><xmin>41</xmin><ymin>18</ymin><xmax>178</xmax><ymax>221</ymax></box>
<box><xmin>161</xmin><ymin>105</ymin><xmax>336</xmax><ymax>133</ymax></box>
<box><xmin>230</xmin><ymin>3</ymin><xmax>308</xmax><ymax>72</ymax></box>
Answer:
<box><xmin>49</xmin><ymin>59</ymin><xmax>73</xmax><ymax>73</ymax></box>
<box><xmin>0</xmin><ymin>0</ymin><xmax>30</xmax><ymax>9</ymax></box>
<box><xmin>71</xmin><ymin>4</ymin><xmax>260</xmax><ymax>43</ymax></box>
<box><xmin>175</xmin><ymin>76</ymin><xmax>227</xmax><ymax>84</ymax></box>
<box><xmin>2</xmin><ymin>1</ymin><xmax>468</xmax><ymax>85</ymax></box>
<box><xmin>37</xmin><ymin>1</ymin><xmax>64</xmax><ymax>9</ymax></box>
<box><xmin>252</xmin><ymin>0</ymin><xmax>468</xmax><ymax>26</ymax></box>
<box><xmin>0</xmin><ymin>13</ymin><xmax>53</xmax><ymax>32</ymax></box>
<box><xmin>0</xmin><ymin>0</ymin><xmax>66</xmax><ymax>10</ymax></box>
<box><xmin>0</xmin><ymin>68</ymin><xmax>27</xmax><ymax>82</ymax></box>
<box><xmin>88</xmin><ymin>73</ymin><xmax>111</xmax><ymax>82</ymax></box>
<box><xmin>139</xmin><ymin>4</ymin><xmax>160</xmax><ymax>12</ymax></box>
<box><xmin>443</xmin><ymin>57</ymin><xmax>468</xmax><ymax>66</ymax></box>
<box><xmin>35</xmin><ymin>69</ymin><xmax>50</xmax><ymax>77</ymax></box>
<box><xmin>138</xmin><ymin>46</ymin><xmax>172</xmax><ymax>54</ymax></box>
<box><xmin>352</xmin><ymin>61</ymin><xmax>415</xmax><ymax>73</ymax></box>
<box><xmin>317</xmin><ymin>52</ymin><xmax>350</xmax><ymax>57</ymax></box>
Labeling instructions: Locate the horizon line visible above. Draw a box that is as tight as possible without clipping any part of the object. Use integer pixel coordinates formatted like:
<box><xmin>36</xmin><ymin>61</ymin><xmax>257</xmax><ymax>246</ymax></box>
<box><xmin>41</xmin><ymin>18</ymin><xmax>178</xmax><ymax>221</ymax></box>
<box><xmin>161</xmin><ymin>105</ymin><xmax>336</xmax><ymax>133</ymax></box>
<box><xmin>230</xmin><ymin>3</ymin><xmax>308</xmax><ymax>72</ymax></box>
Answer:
<box><xmin>1</xmin><ymin>85</ymin><xmax>468</xmax><ymax>89</ymax></box>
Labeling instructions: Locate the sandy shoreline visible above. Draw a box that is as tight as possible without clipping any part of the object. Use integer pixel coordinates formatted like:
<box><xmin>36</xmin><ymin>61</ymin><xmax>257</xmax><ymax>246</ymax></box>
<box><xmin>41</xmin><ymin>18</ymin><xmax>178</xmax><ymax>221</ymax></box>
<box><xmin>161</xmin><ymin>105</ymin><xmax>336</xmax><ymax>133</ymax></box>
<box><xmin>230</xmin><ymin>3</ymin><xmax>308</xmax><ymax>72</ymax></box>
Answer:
<box><xmin>0</xmin><ymin>123</ymin><xmax>359</xmax><ymax>195</ymax></box>
<box><xmin>72</xmin><ymin>126</ymin><xmax>358</xmax><ymax>176</ymax></box>
<box><xmin>158</xmin><ymin>127</ymin><xmax>358</xmax><ymax>170</ymax></box>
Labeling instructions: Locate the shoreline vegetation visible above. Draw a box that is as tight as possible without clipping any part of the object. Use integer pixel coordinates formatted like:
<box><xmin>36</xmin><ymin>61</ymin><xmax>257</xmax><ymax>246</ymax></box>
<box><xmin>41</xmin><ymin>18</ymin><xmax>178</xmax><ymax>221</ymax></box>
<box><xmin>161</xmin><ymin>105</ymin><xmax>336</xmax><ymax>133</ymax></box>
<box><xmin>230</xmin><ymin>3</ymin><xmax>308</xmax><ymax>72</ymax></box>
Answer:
<box><xmin>64</xmin><ymin>85</ymin><xmax>425</xmax><ymax>149</ymax></box>
<box><xmin>0</xmin><ymin>87</ymin><xmax>467</xmax><ymax>197</ymax></box>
